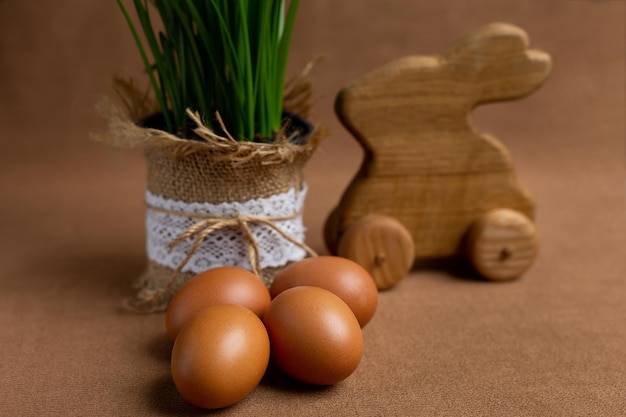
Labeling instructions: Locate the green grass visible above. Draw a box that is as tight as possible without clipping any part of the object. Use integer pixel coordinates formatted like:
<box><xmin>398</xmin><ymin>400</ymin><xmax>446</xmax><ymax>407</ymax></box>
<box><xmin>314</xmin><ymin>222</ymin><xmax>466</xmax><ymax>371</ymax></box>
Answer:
<box><xmin>116</xmin><ymin>0</ymin><xmax>301</xmax><ymax>141</ymax></box>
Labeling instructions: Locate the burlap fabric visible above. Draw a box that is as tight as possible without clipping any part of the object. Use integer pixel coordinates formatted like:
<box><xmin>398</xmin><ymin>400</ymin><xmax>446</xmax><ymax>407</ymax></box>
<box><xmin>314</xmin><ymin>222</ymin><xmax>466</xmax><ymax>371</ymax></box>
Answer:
<box><xmin>94</xmin><ymin>89</ymin><xmax>322</xmax><ymax>312</ymax></box>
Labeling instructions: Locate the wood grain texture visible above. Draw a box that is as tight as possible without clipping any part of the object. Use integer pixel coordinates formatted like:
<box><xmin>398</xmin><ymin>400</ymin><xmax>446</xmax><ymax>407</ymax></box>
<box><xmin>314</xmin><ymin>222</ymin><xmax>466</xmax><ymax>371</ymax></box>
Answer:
<box><xmin>337</xmin><ymin>214</ymin><xmax>415</xmax><ymax>290</ymax></box>
<box><xmin>326</xmin><ymin>23</ymin><xmax>551</xmax><ymax>280</ymax></box>
<box><xmin>465</xmin><ymin>209</ymin><xmax>538</xmax><ymax>281</ymax></box>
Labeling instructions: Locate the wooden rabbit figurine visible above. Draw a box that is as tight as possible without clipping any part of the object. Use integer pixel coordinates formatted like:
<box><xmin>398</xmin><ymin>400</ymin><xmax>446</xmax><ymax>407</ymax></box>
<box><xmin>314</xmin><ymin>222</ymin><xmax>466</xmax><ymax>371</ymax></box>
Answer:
<box><xmin>325</xmin><ymin>23</ymin><xmax>551</xmax><ymax>289</ymax></box>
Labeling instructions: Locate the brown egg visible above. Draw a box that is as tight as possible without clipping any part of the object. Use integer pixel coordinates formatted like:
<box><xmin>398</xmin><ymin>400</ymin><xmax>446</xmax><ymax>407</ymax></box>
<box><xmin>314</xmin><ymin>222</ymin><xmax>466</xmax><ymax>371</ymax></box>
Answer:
<box><xmin>270</xmin><ymin>256</ymin><xmax>378</xmax><ymax>327</ymax></box>
<box><xmin>171</xmin><ymin>304</ymin><xmax>270</xmax><ymax>409</ymax></box>
<box><xmin>263</xmin><ymin>286</ymin><xmax>363</xmax><ymax>385</ymax></box>
<box><xmin>166</xmin><ymin>266</ymin><xmax>271</xmax><ymax>340</ymax></box>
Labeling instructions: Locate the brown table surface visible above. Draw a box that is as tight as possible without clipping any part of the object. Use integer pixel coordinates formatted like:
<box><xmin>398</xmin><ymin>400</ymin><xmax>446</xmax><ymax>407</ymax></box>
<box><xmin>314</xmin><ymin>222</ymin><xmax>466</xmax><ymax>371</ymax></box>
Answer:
<box><xmin>1</xmin><ymin>1</ymin><xmax>625</xmax><ymax>416</ymax></box>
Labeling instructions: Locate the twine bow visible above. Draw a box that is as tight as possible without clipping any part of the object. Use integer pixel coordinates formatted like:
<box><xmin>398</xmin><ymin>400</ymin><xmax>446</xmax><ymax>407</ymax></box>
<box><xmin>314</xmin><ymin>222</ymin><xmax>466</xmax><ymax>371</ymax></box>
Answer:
<box><xmin>146</xmin><ymin>204</ymin><xmax>318</xmax><ymax>277</ymax></box>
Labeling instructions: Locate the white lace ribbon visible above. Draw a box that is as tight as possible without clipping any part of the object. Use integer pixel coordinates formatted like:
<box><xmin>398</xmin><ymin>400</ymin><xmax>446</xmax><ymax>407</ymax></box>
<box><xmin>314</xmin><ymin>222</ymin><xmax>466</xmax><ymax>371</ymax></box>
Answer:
<box><xmin>145</xmin><ymin>185</ymin><xmax>310</xmax><ymax>274</ymax></box>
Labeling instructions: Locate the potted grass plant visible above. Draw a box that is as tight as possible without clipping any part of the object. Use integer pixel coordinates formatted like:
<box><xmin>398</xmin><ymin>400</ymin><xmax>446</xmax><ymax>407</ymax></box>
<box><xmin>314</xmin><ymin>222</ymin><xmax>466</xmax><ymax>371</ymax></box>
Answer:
<box><xmin>98</xmin><ymin>0</ymin><xmax>322</xmax><ymax>312</ymax></box>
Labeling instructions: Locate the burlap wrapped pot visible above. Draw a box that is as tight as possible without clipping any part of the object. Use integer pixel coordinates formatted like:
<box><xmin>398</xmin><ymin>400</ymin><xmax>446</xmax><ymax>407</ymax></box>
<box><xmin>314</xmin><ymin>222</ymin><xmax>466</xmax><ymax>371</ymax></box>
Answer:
<box><xmin>95</xmin><ymin>99</ymin><xmax>322</xmax><ymax>312</ymax></box>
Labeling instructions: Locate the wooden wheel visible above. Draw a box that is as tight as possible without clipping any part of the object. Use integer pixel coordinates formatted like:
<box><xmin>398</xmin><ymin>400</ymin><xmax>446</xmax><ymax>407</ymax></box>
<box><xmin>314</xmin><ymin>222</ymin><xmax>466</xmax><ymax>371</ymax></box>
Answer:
<box><xmin>337</xmin><ymin>214</ymin><xmax>415</xmax><ymax>290</ymax></box>
<box><xmin>466</xmin><ymin>209</ymin><xmax>538</xmax><ymax>281</ymax></box>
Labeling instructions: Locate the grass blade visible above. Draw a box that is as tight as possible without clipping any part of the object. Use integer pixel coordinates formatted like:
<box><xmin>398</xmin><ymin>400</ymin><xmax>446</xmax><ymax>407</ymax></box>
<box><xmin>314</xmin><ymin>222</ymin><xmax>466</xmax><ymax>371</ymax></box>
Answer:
<box><xmin>117</xmin><ymin>0</ymin><xmax>302</xmax><ymax>141</ymax></box>
<box><xmin>116</xmin><ymin>0</ymin><xmax>172</xmax><ymax>131</ymax></box>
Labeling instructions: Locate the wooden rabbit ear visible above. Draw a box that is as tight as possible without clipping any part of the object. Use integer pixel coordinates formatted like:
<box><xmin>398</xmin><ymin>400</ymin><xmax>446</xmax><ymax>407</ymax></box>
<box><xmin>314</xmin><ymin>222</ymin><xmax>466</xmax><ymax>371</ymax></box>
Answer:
<box><xmin>441</xmin><ymin>23</ymin><xmax>552</xmax><ymax>104</ymax></box>
<box><xmin>444</xmin><ymin>22</ymin><xmax>530</xmax><ymax>58</ymax></box>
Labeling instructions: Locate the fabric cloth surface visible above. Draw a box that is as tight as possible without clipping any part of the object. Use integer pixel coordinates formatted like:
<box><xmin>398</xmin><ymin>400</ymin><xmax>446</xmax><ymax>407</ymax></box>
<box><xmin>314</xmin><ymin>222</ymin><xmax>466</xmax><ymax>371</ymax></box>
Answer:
<box><xmin>0</xmin><ymin>1</ymin><xmax>624</xmax><ymax>416</ymax></box>
<box><xmin>145</xmin><ymin>185</ymin><xmax>309</xmax><ymax>272</ymax></box>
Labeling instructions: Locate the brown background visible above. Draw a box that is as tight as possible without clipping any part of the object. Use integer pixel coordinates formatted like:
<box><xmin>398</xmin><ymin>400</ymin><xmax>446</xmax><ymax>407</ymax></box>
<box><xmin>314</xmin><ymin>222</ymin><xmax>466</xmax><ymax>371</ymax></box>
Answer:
<box><xmin>1</xmin><ymin>1</ymin><xmax>625</xmax><ymax>416</ymax></box>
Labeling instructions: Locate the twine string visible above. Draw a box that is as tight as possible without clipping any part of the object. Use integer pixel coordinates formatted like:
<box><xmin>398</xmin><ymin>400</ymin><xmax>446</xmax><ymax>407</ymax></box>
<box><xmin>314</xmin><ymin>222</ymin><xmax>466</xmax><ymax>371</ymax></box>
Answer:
<box><xmin>147</xmin><ymin>204</ymin><xmax>318</xmax><ymax>277</ymax></box>
<box><xmin>125</xmin><ymin>204</ymin><xmax>318</xmax><ymax>311</ymax></box>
